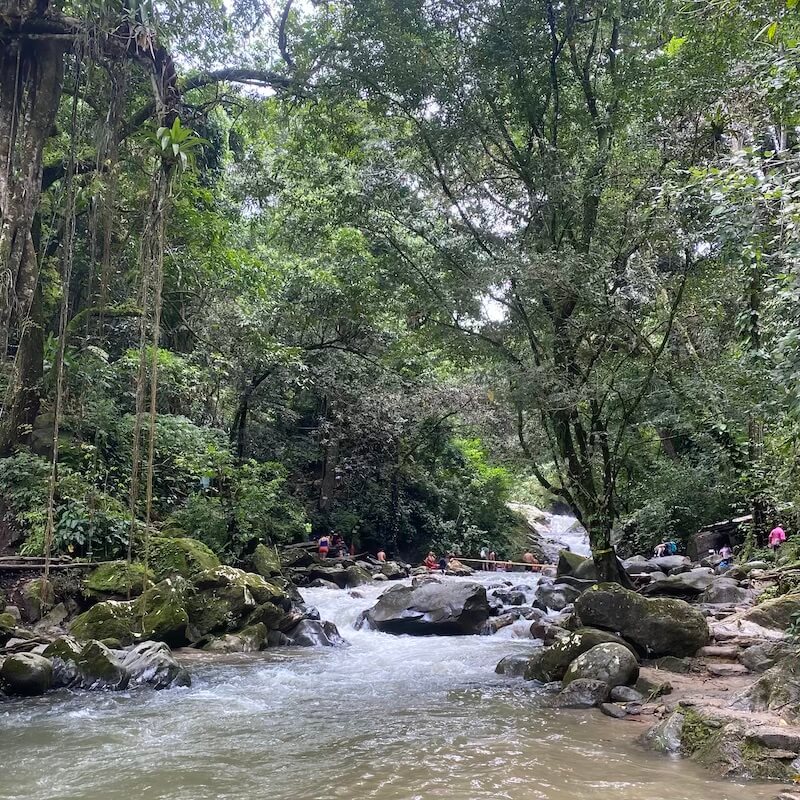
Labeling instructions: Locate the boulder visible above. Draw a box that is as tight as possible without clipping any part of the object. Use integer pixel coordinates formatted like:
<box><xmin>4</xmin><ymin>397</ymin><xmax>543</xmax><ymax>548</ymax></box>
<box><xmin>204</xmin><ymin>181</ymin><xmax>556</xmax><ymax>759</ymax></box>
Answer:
<box><xmin>247</xmin><ymin>601</ymin><xmax>291</xmax><ymax>630</ymax></box>
<box><xmin>76</xmin><ymin>641</ymin><xmax>130</xmax><ymax>690</ymax></box>
<box><xmin>0</xmin><ymin>653</ymin><xmax>53</xmax><ymax>696</ymax></box>
<box><xmin>492</xmin><ymin>589</ymin><xmax>526</xmax><ymax>606</ymax></box>
<box><xmin>575</xmin><ymin>583</ymin><xmax>709</xmax><ymax>657</ymax></box>
<box><xmin>651</xmin><ymin>555</ymin><xmax>691</xmax><ymax>573</ymax></box>
<box><xmin>186</xmin><ymin>583</ymin><xmax>256</xmax><ymax>640</ymax></box>
<box><xmin>740</xmin><ymin>594</ymin><xmax>800</xmax><ymax>630</ymax></box>
<box><xmin>739</xmin><ymin>642</ymin><xmax>797</xmax><ymax>673</ymax></box>
<box><xmin>523</xmin><ymin>627</ymin><xmax>636</xmax><ymax>682</ymax></box>
<box><xmin>622</xmin><ymin>558</ymin><xmax>663</xmax><ymax>575</ymax></box>
<box><xmin>42</xmin><ymin>636</ymin><xmax>82</xmax><ymax>688</ymax></box>
<box><xmin>147</xmin><ymin>536</ymin><xmax>220</xmax><ymax>581</ymax></box>
<box><xmin>482</xmin><ymin>612</ymin><xmax>520</xmax><ymax>635</ymax></box>
<box><xmin>699</xmin><ymin>578</ymin><xmax>752</xmax><ymax>606</ymax></box>
<box><xmin>203</xmin><ymin>623</ymin><xmax>267</xmax><ymax>653</ymax></box>
<box><xmin>345</xmin><ymin>564</ymin><xmax>373</xmax><ymax>588</ymax></box>
<box><xmin>733</xmin><ymin>658</ymin><xmax>800</xmax><ymax>721</ymax></box>
<box><xmin>495</xmin><ymin>653</ymin><xmax>535</xmax><ymax>677</ymax></box>
<box><xmin>136</xmin><ymin>577</ymin><xmax>191</xmax><ymax>646</ymax></box>
<box><xmin>600</xmin><ymin>702</ymin><xmax>628</xmax><ymax>719</ymax></box>
<box><xmin>356</xmin><ymin>581</ymin><xmax>490</xmax><ymax>635</ymax></box>
<box><xmin>547</xmin><ymin>678</ymin><xmax>609</xmax><ymax>709</ymax></box>
<box><xmin>0</xmin><ymin>612</ymin><xmax>16</xmax><ymax>645</ymax></box>
<box><xmin>193</xmin><ymin>566</ymin><xmax>287</xmax><ymax>606</ymax></box>
<box><xmin>18</xmin><ymin>578</ymin><xmax>54</xmax><ymax>623</ymax></box>
<box><xmin>381</xmin><ymin>561</ymin><xmax>407</xmax><ymax>580</ymax></box>
<box><xmin>71</xmin><ymin>599</ymin><xmax>138</xmax><ymax>645</ymax></box>
<box><xmin>85</xmin><ymin>561</ymin><xmax>153</xmax><ymax>599</ymax></box>
<box><xmin>610</xmin><ymin>685</ymin><xmax>644</xmax><ymax>703</ymax></box>
<box><xmin>286</xmin><ymin>619</ymin><xmax>347</xmax><ymax>647</ymax></box>
<box><xmin>643</xmin><ymin>710</ymin><xmax>684</xmax><ymax>753</ymax></box>
<box><xmin>121</xmin><ymin>641</ymin><xmax>190</xmax><ymax>689</ymax></box>
<box><xmin>640</xmin><ymin>568</ymin><xmax>716</xmax><ymax>597</ymax></box>
<box><xmin>562</xmin><ymin>643</ymin><xmax>639</xmax><ymax>689</ymax></box>
<box><xmin>534</xmin><ymin>582</ymin><xmax>583</xmax><ymax>612</ymax></box>
<box><xmin>251</xmin><ymin>543</ymin><xmax>282</xmax><ymax>578</ymax></box>
<box><xmin>281</xmin><ymin>547</ymin><xmax>316</xmax><ymax>569</ymax></box>
<box><xmin>556</xmin><ymin>550</ymin><xmax>596</xmax><ymax>580</ymax></box>
<box><xmin>306</xmin><ymin>565</ymin><xmax>349</xmax><ymax>589</ymax></box>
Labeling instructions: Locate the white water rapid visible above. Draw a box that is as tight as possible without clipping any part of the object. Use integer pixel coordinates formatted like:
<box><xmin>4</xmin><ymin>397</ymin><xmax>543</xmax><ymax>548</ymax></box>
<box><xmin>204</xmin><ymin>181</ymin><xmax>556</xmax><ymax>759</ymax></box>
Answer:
<box><xmin>0</xmin><ymin>528</ymin><xmax>775</xmax><ymax>800</ymax></box>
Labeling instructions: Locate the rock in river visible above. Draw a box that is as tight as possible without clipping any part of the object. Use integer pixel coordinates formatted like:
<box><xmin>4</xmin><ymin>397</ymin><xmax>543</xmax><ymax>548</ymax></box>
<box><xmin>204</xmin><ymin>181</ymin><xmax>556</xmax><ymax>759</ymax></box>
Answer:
<box><xmin>575</xmin><ymin>583</ymin><xmax>709</xmax><ymax>657</ymax></box>
<box><xmin>0</xmin><ymin>652</ymin><xmax>53</xmax><ymax>696</ymax></box>
<box><xmin>356</xmin><ymin>581</ymin><xmax>490</xmax><ymax>635</ymax></box>
<box><xmin>562</xmin><ymin>642</ymin><xmax>639</xmax><ymax>689</ymax></box>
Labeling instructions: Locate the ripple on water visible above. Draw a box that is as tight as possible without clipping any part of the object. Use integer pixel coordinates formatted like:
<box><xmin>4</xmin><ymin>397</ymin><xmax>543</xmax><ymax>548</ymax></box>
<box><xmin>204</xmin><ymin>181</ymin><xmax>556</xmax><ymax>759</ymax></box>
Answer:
<box><xmin>0</xmin><ymin>576</ymin><xmax>780</xmax><ymax>800</ymax></box>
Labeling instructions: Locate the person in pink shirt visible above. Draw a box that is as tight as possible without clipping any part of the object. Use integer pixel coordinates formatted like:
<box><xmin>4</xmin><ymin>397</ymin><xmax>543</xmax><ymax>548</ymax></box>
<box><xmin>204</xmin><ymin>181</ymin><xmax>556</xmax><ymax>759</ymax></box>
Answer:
<box><xmin>769</xmin><ymin>525</ymin><xmax>787</xmax><ymax>553</ymax></box>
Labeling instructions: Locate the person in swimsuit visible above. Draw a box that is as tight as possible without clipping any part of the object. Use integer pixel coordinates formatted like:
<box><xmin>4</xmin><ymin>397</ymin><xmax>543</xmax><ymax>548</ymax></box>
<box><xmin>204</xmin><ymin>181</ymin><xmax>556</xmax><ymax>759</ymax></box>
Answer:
<box><xmin>318</xmin><ymin>533</ymin><xmax>331</xmax><ymax>559</ymax></box>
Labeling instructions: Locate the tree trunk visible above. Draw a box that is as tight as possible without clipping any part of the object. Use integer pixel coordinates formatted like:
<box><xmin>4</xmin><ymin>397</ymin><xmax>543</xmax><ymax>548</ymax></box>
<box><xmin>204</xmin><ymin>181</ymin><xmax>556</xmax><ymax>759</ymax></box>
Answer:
<box><xmin>0</xmin><ymin>16</ymin><xmax>67</xmax><ymax>450</ymax></box>
<box><xmin>588</xmin><ymin>511</ymin><xmax>633</xmax><ymax>588</ymax></box>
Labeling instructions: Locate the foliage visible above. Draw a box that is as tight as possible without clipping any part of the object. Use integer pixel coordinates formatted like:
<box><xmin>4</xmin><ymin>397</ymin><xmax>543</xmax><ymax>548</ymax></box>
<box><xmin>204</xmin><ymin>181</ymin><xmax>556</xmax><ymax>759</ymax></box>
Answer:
<box><xmin>0</xmin><ymin>451</ymin><xmax>128</xmax><ymax>558</ymax></box>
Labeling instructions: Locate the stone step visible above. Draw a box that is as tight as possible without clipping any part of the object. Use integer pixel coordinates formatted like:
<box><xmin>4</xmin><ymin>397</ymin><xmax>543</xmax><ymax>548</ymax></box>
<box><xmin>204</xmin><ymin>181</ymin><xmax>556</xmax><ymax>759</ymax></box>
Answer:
<box><xmin>697</xmin><ymin>645</ymin><xmax>741</xmax><ymax>660</ymax></box>
<box><xmin>706</xmin><ymin>663</ymin><xmax>750</xmax><ymax>677</ymax></box>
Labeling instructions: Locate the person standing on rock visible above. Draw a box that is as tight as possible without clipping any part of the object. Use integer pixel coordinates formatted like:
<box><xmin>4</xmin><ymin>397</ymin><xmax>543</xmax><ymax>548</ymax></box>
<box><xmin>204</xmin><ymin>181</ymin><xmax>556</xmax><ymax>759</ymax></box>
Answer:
<box><xmin>488</xmin><ymin>550</ymin><xmax>496</xmax><ymax>571</ymax></box>
<box><xmin>377</xmin><ymin>548</ymin><xmax>386</xmax><ymax>562</ymax></box>
<box><xmin>480</xmin><ymin>546</ymin><xmax>489</xmax><ymax>570</ymax></box>
<box><xmin>318</xmin><ymin>533</ymin><xmax>331</xmax><ymax>559</ymax></box>
<box><xmin>769</xmin><ymin>525</ymin><xmax>787</xmax><ymax>555</ymax></box>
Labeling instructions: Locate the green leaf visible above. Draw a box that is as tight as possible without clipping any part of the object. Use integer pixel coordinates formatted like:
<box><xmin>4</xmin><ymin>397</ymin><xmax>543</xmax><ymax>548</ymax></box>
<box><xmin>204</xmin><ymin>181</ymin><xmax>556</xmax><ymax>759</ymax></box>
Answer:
<box><xmin>665</xmin><ymin>36</ymin><xmax>686</xmax><ymax>57</ymax></box>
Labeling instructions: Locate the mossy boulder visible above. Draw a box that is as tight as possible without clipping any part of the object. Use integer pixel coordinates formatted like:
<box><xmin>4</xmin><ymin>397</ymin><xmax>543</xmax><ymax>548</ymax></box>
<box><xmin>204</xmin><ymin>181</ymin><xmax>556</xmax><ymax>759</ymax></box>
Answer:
<box><xmin>522</xmin><ymin>627</ymin><xmax>636</xmax><ymax>682</ymax></box>
<box><xmin>575</xmin><ymin>583</ymin><xmax>709</xmax><ymax>657</ymax></box>
<box><xmin>733</xmin><ymin>657</ymin><xmax>800</xmax><ymax>721</ymax></box>
<box><xmin>203</xmin><ymin>623</ymin><xmax>268</xmax><ymax>653</ymax></box>
<box><xmin>76</xmin><ymin>640</ymin><xmax>130</xmax><ymax>690</ymax></box>
<box><xmin>186</xmin><ymin>581</ymin><xmax>257</xmax><ymax>640</ymax></box>
<box><xmin>738</xmin><ymin>594</ymin><xmax>800</xmax><ymax>631</ymax></box>
<box><xmin>247</xmin><ymin>601</ymin><xmax>290</xmax><ymax>630</ymax></box>
<box><xmin>556</xmin><ymin>550</ymin><xmax>594</xmax><ymax>579</ymax></box>
<box><xmin>659</xmin><ymin>707</ymin><xmax>798</xmax><ymax>780</ymax></box>
<box><xmin>194</xmin><ymin>566</ymin><xmax>290</xmax><ymax>606</ymax></box>
<box><xmin>18</xmin><ymin>578</ymin><xmax>55</xmax><ymax>622</ymax></box>
<box><xmin>345</xmin><ymin>564</ymin><xmax>373</xmax><ymax>588</ymax></box>
<box><xmin>251</xmin><ymin>544</ymin><xmax>282</xmax><ymax>577</ymax></box>
<box><xmin>70</xmin><ymin>600</ymin><xmax>138</xmax><ymax>645</ymax></box>
<box><xmin>135</xmin><ymin>577</ymin><xmax>192</xmax><ymax>647</ymax></box>
<box><xmin>562</xmin><ymin>643</ymin><xmax>639</xmax><ymax>689</ymax></box>
<box><xmin>147</xmin><ymin>536</ymin><xmax>220</xmax><ymax>581</ymax></box>
<box><xmin>85</xmin><ymin>561</ymin><xmax>153</xmax><ymax>599</ymax></box>
<box><xmin>0</xmin><ymin>612</ymin><xmax>16</xmax><ymax>645</ymax></box>
<box><xmin>0</xmin><ymin>653</ymin><xmax>53</xmax><ymax>696</ymax></box>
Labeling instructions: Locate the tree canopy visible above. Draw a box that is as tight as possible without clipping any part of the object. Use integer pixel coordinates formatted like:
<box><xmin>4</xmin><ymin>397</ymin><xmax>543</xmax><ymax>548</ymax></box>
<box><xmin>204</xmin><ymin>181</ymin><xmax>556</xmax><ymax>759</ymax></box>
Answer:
<box><xmin>0</xmin><ymin>0</ymin><xmax>799</xmax><ymax>573</ymax></box>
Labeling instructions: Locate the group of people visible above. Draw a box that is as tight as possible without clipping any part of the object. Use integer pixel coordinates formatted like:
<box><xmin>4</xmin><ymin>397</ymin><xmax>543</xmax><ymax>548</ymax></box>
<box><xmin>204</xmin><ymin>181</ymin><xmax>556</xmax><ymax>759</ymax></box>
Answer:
<box><xmin>653</xmin><ymin>539</ymin><xmax>679</xmax><ymax>558</ymax></box>
<box><xmin>317</xmin><ymin>532</ymin><xmax>354</xmax><ymax>559</ymax></box>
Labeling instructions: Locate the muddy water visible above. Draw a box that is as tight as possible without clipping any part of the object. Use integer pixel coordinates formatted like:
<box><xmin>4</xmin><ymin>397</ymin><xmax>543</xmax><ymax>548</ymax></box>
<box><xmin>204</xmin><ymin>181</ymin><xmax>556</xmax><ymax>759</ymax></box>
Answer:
<box><xmin>0</xmin><ymin>576</ymin><xmax>779</xmax><ymax>800</ymax></box>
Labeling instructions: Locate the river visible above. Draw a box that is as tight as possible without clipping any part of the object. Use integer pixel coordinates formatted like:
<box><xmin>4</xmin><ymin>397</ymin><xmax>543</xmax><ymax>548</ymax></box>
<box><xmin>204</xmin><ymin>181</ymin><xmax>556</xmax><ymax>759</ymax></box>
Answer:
<box><xmin>0</xmin><ymin>571</ymin><xmax>777</xmax><ymax>800</ymax></box>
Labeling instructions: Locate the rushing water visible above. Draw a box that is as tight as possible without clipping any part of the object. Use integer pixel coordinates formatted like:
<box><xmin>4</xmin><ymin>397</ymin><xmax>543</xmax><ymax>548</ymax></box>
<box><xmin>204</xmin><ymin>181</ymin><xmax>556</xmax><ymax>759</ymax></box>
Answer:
<box><xmin>0</xmin><ymin>573</ymin><xmax>778</xmax><ymax>800</ymax></box>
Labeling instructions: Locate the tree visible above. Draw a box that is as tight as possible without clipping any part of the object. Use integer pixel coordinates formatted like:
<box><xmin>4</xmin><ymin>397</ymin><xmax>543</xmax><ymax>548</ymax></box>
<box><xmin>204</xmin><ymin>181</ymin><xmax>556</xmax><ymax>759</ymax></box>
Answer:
<box><xmin>318</xmin><ymin>0</ymin><xmax>719</xmax><ymax>579</ymax></box>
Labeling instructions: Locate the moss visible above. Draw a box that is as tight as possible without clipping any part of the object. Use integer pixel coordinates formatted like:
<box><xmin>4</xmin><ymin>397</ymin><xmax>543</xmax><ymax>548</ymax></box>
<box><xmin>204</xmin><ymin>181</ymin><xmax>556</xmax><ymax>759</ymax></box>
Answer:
<box><xmin>247</xmin><ymin>601</ymin><xmax>289</xmax><ymax>630</ymax></box>
<box><xmin>0</xmin><ymin>653</ymin><xmax>53</xmax><ymax>695</ymax></box>
<box><xmin>134</xmin><ymin>577</ymin><xmax>191</xmax><ymax>647</ymax></box>
<box><xmin>70</xmin><ymin>600</ymin><xmax>137</xmax><ymax>645</ymax></box>
<box><xmin>680</xmin><ymin>709</ymin><xmax>720</xmax><ymax>756</ymax></box>
<box><xmin>77</xmin><ymin>641</ymin><xmax>130</xmax><ymax>689</ymax></box>
<box><xmin>85</xmin><ymin>561</ymin><xmax>154</xmax><ymax>598</ymax></box>
<box><xmin>251</xmin><ymin>543</ymin><xmax>282</xmax><ymax>577</ymax></box>
<box><xmin>43</xmin><ymin>636</ymin><xmax>82</xmax><ymax>662</ymax></box>
<box><xmin>147</xmin><ymin>536</ymin><xmax>220</xmax><ymax>581</ymax></box>
<box><xmin>0</xmin><ymin>612</ymin><xmax>15</xmax><ymax>630</ymax></box>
